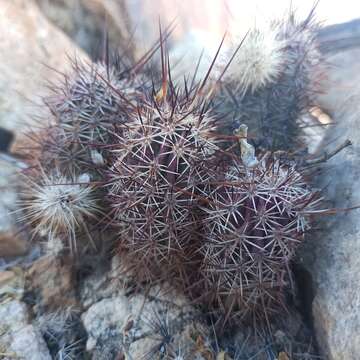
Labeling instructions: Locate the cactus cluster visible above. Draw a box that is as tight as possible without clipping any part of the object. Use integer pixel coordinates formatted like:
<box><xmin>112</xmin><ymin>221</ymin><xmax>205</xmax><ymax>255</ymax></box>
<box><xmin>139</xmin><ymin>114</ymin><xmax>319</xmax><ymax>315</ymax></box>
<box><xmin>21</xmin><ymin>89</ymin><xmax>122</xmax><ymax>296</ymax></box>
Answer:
<box><xmin>17</xmin><ymin>10</ymin><xmax>324</xmax><ymax>328</ymax></box>
<box><xmin>17</xmin><ymin>56</ymin><xmax>150</xmax><ymax>254</ymax></box>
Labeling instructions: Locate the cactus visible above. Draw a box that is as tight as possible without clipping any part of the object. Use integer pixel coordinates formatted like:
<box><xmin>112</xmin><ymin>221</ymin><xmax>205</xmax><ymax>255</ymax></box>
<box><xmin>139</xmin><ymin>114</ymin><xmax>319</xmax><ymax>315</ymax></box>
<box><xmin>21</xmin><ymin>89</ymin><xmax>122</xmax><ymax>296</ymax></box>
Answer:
<box><xmin>106</xmin><ymin>68</ymin><xmax>220</xmax><ymax>284</ymax></box>
<box><xmin>196</xmin><ymin>126</ymin><xmax>321</xmax><ymax>325</ymax></box>
<box><xmin>18</xmin><ymin>168</ymin><xmax>101</xmax><ymax>253</ymax></box>
<box><xmin>43</xmin><ymin>60</ymin><xmax>148</xmax><ymax>174</ymax></box>
<box><xmin>223</xmin><ymin>26</ymin><xmax>286</xmax><ymax>96</ymax></box>
<box><xmin>15</xmin><ymin>19</ymin><xmax>327</xmax><ymax>331</ymax></box>
<box><xmin>17</xmin><ymin>55</ymin><xmax>150</xmax><ymax>254</ymax></box>
<box><xmin>218</xmin><ymin>7</ymin><xmax>323</xmax><ymax>152</ymax></box>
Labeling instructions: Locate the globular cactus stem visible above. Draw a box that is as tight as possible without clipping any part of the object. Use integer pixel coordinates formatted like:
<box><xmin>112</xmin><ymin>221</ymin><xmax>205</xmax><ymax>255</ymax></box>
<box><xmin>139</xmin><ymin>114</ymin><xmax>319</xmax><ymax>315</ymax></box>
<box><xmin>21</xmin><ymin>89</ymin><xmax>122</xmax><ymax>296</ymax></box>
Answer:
<box><xmin>217</xmin><ymin>7</ymin><xmax>324</xmax><ymax>152</ymax></box>
<box><xmin>198</xmin><ymin>124</ymin><xmax>321</xmax><ymax>326</ymax></box>
<box><xmin>106</xmin><ymin>72</ymin><xmax>219</xmax><ymax>284</ymax></box>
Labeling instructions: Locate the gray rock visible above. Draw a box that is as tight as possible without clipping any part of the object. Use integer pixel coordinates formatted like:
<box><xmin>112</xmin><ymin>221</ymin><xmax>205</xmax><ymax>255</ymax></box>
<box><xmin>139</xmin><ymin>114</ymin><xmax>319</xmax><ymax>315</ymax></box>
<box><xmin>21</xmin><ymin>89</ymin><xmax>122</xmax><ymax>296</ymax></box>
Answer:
<box><xmin>300</xmin><ymin>47</ymin><xmax>360</xmax><ymax>360</ymax></box>
<box><xmin>7</xmin><ymin>325</ymin><xmax>52</xmax><ymax>360</ymax></box>
<box><xmin>0</xmin><ymin>0</ymin><xmax>88</xmax><ymax>138</ymax></box>
<box><xmin>82</xmin><ymin>296</ymin><xmax>131</xmax><ymax>353</ymax></box>
<box><xmin>0</xmin><ymin>270</ymin><xmax>25</xmax><ymax>300</ymax></box>
<box><xmin>316</xmin><ymin>48</ymin><xmax>360</xmax><ymax>116</ymax></box>
<box><xmin>0</xmin><ymin>300</ymin><xmax>51</xmax><ymax>360</ymax></box>
<box><xmin>79</xmin><ymin>255</ymin><xmax>129</xmax><ymax>309</ymax></box>
<box><xmin>81</xmin><ymin>282</ymin><xmax>206</xmax><ymax>359</ymax></box>
<box><xmin>0</xmin><ymin>159</ymin><xmax>28</xmax><ymax>259</ymax></box>
<box><xmin>35</xmin><ymin>0</ymin><xmax>134</xmax><ymax>59</ymax></box>
<box><xmin>0</xmin><ymin>300</ymin><xmax>28</xmax><ymax>333</ymax></box>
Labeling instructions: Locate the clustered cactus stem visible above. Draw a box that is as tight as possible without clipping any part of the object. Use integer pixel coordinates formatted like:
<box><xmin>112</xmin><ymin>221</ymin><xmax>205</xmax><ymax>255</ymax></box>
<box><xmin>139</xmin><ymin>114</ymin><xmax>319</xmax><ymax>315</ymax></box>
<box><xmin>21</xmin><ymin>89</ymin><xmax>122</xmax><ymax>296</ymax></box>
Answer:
<box><xmin>217</xmin><ymin>6</ymin><xmax>324</xmax><ymax>153</ymax></box>
<box><xmin>15</xmin><ymin>11</ymin><xmax>330</xmax><ymax>329</ymax></box>
<box><xmin>196</xmin><ymin>125</ymin><xmax>321</xmax><ymax>327</ymax></box>
<box><xmin>104</xmin><ymin>57</ymin><xmax>220</xmax><ymax>285</ymax></box>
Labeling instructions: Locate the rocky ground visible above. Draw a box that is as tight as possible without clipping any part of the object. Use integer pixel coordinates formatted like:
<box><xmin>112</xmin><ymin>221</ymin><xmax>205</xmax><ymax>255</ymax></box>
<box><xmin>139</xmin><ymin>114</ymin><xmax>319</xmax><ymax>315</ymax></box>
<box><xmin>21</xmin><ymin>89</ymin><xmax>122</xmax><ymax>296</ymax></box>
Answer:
<box><xmin>0</xmin><ymin>1</ymin><xmax>359</xmax><ymax>359</ymax></box>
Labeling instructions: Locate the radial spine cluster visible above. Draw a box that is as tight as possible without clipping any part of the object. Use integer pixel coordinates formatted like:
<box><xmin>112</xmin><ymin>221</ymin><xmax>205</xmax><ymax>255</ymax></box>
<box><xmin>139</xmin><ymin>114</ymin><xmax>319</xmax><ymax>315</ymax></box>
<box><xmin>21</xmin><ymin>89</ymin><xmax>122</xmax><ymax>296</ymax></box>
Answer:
<box><xmin>226</xmin><ymin>26</ymin><xmax>286</xmax><ymax>95</ymax></box>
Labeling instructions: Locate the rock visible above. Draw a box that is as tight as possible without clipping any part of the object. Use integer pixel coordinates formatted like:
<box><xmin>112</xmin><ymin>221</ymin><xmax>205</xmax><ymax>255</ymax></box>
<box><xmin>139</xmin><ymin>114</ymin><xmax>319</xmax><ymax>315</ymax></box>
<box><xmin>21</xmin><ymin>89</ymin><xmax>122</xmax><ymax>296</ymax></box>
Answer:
<box><xmin>0</xmin><ymin>159</ymin><xmax>28</xmax><ymax>259</ymax></box>
<box><xmin>5</xmin><ymin>325</ymin><xmax>52</xmax><ymax>360</ymax></box>
<box><xmin>0</xmin><ymin>128</ymin><xmax>14</xmax><ymax>152</ymax></box>
<box><xmin>318</xmin><ymin>19</ymin><xmax>360</xmax><ymax>55</ymax></box>
<box><xmin>300</xmin><ymin>47</ymin><xmax>360</xmax><ymax>360</ymax></box>
<box><xmin>35</xmin><ymin>0</ymin><xmax>134</xmax><ymax>59</ymax></box>
<box><xmin>81</xmin><ymin>284</ymin><xmax>206</xmax><ymax>359</ymax></box>
<box><xmin>0</xmin><ymin>300</ymin><xmax>29</xmax><ymax>333</ymax></box>
<box><xmin>144</xmin><ymin>321</ymin><xmax>213</xmax><ymax>360</ymax></box>
<box><xmin>316</xmin><ymin>47</ymin><xmax>360</xmax><ymax>116</ymax></box>
<box><xmin>80</xmin><ymin>258</ymin><xmax>206</xmax><ymax>358</ymax></box>
<box><xmin>300</xmin><ymin>101</ymin><xmax>360</xmax><ymax>360</ymax></box>
<box><xmin>0</xmin><ymin>299</ymin><xmax>51</xmax><ymax>360</ymax></box>
<box><xmin>82</xmin><ymin>296</ymin><xmax>130</xmax><ymax>354</ymax></box>
<box><xmin>33</xmin><ymin>306</ymin><xmax>86</xmax><ymax>360</ymax></box>
<box><xmin>0</xmin><ymin>271</ymin><xmax>18</xmax><ymax>287</ymax></box>
<box><xmin>0</xmin><ymin>260</ymin><xmax>80</xmax><ymax>359</ymax></box>
<box><xmin>128</xmin><ymin>336</ymin><xmax>161</xmax><ymax>359</ymax></box>
<box><xmin>0</xmin><ymin>0</ymin><xmax>89</xmax><ymax>260</ymax></box>
<box><xmin>225</xmin><ymin>309</ymin><xmax>318</xmax><ymax>359</ymax></box>
<box><xmin>25</xmin><ymin>255</ymin><xmax>77</xmax><ymax>313</ymax></box>
<box><xmin>0</xmin><ymin>269</ymin><xmax>24</xmax><ymax>301</ymax></box>
<box><xmin>79</xmin><ymin>255</ymin><xmax>129</xmax><ymax>309</ymax></box>
<box><xmin>0</xmin><ymin>0</ymin><xmax>89</xmax><ymax>137</ymax></box>
<box><xmin>35</xmin><ymin>0</ymin><xmax>232</xmax><ymax>79</ymax></box>
<box><xmin>0</xmin><ymin>232</ymin><xmax>28</xmax><ymax>259</ymax></box>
